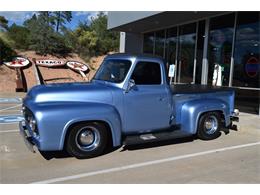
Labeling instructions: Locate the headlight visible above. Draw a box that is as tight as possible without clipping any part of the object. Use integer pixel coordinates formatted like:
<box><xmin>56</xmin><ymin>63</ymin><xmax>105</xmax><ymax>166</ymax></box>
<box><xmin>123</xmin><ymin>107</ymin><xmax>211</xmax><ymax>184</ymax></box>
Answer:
<box><xmin>28</xmin><ymin>116</ymin><xmax>37</xmax><ymax>132</ymax></box>
<box><xmin>21</xmin><ymin>106</ymin><xmax>26</xmax><ymax>114</ymax></box>
<box><xmin>23</xmin><ymin>106</ymin><xmax>39</xmax><ymax>136</ymax></box>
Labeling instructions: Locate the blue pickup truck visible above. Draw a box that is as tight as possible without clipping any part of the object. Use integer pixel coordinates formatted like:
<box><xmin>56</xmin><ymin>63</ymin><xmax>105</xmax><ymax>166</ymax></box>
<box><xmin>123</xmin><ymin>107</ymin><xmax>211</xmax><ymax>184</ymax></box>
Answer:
<box><xmin>20</xmin><ymin>53</ymin><xmax>239</xmax><ymax>158</ymax></box>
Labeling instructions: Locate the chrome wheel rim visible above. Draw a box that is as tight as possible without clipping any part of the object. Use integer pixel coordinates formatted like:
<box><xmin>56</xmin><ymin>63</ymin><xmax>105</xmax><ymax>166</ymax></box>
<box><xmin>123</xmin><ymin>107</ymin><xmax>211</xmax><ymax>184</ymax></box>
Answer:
<box><xmin>75</xmin><ymin>126</ymin><xmax>100</xmax><ymax>151</ymax></box>
<box><xmin>204</xmin><ymin>115</ymin><xmax>218</xmax><ymax>135</ymax></box>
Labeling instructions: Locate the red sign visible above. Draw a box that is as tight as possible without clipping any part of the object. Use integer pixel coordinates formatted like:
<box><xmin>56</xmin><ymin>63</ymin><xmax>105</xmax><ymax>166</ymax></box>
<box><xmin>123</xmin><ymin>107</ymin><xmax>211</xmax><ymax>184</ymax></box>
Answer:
<box><xmin>245</xmin><ymin>57</ymin><xmax>259</xmax><ymax>78</ymax></box>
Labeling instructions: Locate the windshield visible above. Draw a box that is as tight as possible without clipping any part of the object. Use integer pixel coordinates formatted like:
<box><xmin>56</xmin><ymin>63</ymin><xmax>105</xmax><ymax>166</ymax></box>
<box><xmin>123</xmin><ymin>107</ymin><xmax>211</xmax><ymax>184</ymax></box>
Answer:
<box><xmin>94</xmin><ymin>59</ymin><xmax>132</xmax><ymax>83</ymax></box>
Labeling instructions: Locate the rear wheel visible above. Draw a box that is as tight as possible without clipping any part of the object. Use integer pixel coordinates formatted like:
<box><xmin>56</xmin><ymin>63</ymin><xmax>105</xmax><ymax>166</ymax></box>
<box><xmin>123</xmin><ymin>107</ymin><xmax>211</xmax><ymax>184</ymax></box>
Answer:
<box><xmin>197</xmin><ymin>112</ymin><xmax>221</xmax><ymax>140</ymax></box>
<box><xmin>66</xmin><ymin>122</ymin><xmax>108</xmax><ymax>159</ymax></box>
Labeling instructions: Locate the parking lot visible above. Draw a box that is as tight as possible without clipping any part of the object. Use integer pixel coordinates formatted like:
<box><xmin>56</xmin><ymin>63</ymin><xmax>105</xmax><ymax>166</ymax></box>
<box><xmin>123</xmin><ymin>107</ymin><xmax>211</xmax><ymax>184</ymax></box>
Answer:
<box><xmin>0</xmin><ymin>93</ymin><xmax>259</xmax><ymax>184</ymax></box>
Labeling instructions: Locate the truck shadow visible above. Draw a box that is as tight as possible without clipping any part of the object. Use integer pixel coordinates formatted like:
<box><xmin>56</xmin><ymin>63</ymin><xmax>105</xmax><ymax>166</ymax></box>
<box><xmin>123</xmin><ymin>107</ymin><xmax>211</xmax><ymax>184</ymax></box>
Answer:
<box><xmin>121</xmin><ymin>136</ymin><xmax>196</xmax><ymax>151</ymax></box>
<box><xmin>39</xmin><ymin>150</ymin><xmax>72</xmax><ymax>160</ymax></box>
<box><xmin>121</xmin><ymin>126</ymin><xmax>238</xmax><ymax>151</ymax></box>
<box><xmin>39</xmin><ymin>127</ymin><xmax>237</xmax><ymax>160</ymax></box>
<box><xmin>39</xmin><ymin>147</ymin><xmax>120</xmax><ymax>160</ymax></box>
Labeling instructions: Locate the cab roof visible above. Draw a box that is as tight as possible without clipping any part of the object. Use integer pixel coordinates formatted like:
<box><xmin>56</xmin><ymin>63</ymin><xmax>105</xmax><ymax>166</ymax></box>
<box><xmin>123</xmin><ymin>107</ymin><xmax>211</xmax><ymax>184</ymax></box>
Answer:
<box><xmin>105</xmin><ymin>53</ymin><xmax>165</xmax><ymax>63</ymax></box>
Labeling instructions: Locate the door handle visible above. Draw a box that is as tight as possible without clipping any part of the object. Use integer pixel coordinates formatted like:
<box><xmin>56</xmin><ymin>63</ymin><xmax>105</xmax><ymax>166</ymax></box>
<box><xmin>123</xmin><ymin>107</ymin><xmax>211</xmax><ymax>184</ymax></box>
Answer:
<box><xmin>158</xmin><ymin>97</ymin><xmax>166</xmax><ymax>101</ymax></box>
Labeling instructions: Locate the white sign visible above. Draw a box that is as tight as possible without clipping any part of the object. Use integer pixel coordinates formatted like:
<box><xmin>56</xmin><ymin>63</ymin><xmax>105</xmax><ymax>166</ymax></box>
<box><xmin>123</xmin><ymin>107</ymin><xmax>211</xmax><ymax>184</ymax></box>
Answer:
<box><xmin>168</xmin><ymin>64</ymin><xmax>175</xmax><ymax>78</ymax></box>
<box><xmin>212</xmin><ymin>64</ymin><xmax>222</xmax><ymax>86</ymax></box>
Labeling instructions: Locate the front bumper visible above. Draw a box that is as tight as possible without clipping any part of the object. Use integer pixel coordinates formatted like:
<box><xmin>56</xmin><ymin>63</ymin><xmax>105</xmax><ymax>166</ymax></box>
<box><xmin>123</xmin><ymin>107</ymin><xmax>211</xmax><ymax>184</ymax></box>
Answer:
<box><xmin>230</xmin><ymin>116</ymin><xmax>239</xmax><ymax>122</ymax></box>
<box><xmin>230</xmin><ymin>108</ymin><xmax>239</xmax><ymax>122</ymax></box>
<box><xmin>19</xmin><ymin>120</ymin><xmax>36</xmax><ymax>153</ymax></box>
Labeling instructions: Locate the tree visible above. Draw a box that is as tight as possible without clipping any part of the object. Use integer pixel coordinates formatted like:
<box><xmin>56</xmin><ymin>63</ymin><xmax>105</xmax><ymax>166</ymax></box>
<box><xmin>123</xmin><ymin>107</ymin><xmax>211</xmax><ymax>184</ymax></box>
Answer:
<box><xmin>89</xmin><ymin>12</ymin><xmax>119</xmax><ymax>55</ymax></box>
<box><xmin>8</xmin><ymin>23</ymin><xmax>30</xmax><ymax>50</ymax></box>
<box><xmin>1</xmin><ymin>12</ymin><xmax>119</xmax><ymax>60</ymax></box>
<box><xmin>62</xmin><ymin>12</ymin><xmax>119</xmax><ymax>61</ymax></box>
<box><xmin>24</xmin><ymin>12</ymin><xmax>71</xmax><ymax>55</ymax></box>
<box><xmin>0</xmin><ymin>16</ymin><xmax>8</xmax><ymax>31</ymax></box>
<box><xmin>78</xmin><ymin>30</ymin><xmax>98</xmax><ymax>55</ymax></box>
<box><xmin>53</xmin><ymin>11</ymin><xmax>72</xmax><ymax>32</ymax></box>
<box><xmin>0</xmin><ymin>33</ymin><xmax>16</xmax><ymax>63</ymax></box>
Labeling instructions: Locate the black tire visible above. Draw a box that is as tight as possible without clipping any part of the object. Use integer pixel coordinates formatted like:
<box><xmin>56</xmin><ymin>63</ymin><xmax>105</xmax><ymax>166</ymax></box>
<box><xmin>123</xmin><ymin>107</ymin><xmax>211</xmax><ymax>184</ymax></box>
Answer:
<box><xmin>197</xmin><ymin>112</ymin><xmax>221</xmax><ymax>140</ymax></box>
<box><xmin>66</xmin><ymin>122</ymin><xmax>108</xmax><ymax>159</ymax></box>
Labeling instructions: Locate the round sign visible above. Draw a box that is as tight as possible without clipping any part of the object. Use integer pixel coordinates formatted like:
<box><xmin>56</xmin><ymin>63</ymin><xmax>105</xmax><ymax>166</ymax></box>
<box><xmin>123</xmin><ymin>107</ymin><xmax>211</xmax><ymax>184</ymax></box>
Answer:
<box><xmin>245</xmin><ymin>57</ymin><xmax>259</xmax><ymax>78</ymax></box>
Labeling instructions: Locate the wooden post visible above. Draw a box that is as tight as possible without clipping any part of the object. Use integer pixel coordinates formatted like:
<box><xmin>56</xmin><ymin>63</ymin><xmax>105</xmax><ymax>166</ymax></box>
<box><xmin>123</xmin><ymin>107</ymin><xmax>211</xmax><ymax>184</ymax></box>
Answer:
<box><xmin>32</xmin><ymin>58</ymin><xmax>43</xmax><ymax>85</ymax></box>
<box><xmin>15</xmin><ymin>68</ymin><xmax>25</xmax><ymax>92</ymax></box>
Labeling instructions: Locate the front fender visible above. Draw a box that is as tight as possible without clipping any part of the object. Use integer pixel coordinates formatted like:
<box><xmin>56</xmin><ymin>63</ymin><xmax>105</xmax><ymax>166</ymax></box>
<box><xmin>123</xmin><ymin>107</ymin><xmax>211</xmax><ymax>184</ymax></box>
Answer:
<box><xmin>180</xmin><ymin>99</ymin><xmax>230</xmax><ymax>134</ymax></box>
<box><xmin>31</xmin><ymin>102</ymin><xmax>122</xmax><ymax>151</ymax></box>
<box><xmin>61</xmin><ymin>104</ymin><xmax>122</xmax><ymax>149</ymax></box>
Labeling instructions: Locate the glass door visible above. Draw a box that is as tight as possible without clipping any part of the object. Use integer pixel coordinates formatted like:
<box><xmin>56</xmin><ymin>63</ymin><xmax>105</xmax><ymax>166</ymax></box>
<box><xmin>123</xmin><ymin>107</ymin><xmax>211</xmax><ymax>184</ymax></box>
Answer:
<box><xmin>165</xmin><ymin>27</ymin><xmax>178</xmax><ymax>82</ymax></box>
<box><xmin>208</xmin><ymin>13</ymin><xmax>235</xmax><ymax>86</ymax></box>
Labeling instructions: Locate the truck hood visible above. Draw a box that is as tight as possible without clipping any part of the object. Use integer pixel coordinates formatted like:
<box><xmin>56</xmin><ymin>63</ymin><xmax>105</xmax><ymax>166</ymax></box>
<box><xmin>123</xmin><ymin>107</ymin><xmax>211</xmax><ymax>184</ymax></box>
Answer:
<box><xmin>26</xmin><ymin>82</ymin><xmax>113</xmax><ymax>104</ymax></box>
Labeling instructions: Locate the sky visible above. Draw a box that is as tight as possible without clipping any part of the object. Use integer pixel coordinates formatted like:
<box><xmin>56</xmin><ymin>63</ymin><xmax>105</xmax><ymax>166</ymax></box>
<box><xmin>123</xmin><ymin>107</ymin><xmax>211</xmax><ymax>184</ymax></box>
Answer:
<box><xmin>0</xmin><ymin>11</ymin><xmax>104</xmax><ymax>30</ymax></box>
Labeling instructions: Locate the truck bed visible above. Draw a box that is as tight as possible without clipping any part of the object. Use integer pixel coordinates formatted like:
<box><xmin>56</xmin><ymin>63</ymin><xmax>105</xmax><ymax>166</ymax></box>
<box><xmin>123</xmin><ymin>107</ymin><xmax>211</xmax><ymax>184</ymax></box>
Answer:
<box><xmin>170</xmin><ymin>84</ymin><xmax>233</xmax><ymax>95</ymax></box>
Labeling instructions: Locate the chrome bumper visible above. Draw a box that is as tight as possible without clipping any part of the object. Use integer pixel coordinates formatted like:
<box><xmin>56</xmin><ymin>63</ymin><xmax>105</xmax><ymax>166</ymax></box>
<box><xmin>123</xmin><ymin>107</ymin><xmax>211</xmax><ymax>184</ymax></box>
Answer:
<box><xmin>19</xmin><ymin>120</ymin><xmax>36</xmax><ymax>153</ymax></box>
<box><xmin>230</xmin><ymin>109</ymin><xmax>239</xmax><ymax>122</ymax></box>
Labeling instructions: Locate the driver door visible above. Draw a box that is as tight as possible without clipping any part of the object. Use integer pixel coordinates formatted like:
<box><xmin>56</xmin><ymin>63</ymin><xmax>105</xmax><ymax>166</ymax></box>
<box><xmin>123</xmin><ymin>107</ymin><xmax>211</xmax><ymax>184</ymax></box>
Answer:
<box><xmin>123</xmin><ymin>61</ymin><xmax>171</xmax><ymax>134</ymax></box>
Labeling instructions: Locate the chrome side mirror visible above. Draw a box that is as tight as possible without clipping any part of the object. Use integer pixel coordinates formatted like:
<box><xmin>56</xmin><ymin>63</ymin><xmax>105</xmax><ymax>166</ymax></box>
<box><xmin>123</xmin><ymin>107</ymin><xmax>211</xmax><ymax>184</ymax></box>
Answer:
<box><xmin>125</xmin><ymin>79</ymin><xmax>135</xmax><ymax>93</ymax></box>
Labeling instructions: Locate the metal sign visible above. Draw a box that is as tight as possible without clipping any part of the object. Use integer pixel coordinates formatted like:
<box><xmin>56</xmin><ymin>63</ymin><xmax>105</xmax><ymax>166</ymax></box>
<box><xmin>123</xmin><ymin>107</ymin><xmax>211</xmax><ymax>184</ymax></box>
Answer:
<box><xmin>168</xmin><ymin>64</ymin><xmax>175</xmax><ymax>78</ymax></box>
<box><xmin>169</xmin><ymin>64</ymin><xmax>175</xmax><ymax>85</ymax></box>
<box><xmin>245</xmin><ymin>57</ymin><xmax>259</xmax><ymax>78</ymax></box>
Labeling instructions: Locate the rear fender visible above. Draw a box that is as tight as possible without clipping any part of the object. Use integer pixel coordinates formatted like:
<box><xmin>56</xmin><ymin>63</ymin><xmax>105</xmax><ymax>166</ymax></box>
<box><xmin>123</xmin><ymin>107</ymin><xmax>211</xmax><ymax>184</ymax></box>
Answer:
<box><xmin>180</xmin><ymin>99</ymin><xmax>230</xmax><ymax>134</ymax></box>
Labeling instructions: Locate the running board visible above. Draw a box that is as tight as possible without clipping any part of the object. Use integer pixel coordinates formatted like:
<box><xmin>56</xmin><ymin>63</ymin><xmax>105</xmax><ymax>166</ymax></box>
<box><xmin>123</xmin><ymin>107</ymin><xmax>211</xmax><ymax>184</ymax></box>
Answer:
<box><xmin>123</xmin><ymin>129</ymin><xmax>186</xmax><ymax>146</ymax></box>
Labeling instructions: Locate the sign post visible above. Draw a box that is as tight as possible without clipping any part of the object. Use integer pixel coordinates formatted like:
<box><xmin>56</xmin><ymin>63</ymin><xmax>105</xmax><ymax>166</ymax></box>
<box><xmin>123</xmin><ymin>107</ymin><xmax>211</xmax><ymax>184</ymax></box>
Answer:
<box><xmin>168</xmin><ymin>64</ymin><xmax>175</xmax><ymax>85</ymax></box>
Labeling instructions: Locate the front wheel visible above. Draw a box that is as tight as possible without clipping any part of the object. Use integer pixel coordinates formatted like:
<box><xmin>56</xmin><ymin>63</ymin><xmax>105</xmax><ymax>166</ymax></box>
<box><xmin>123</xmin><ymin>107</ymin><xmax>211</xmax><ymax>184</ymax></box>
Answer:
<box><xmin>197</xmin><ymin>112</ymin><xmax>221</xmax><ymax>140</ymax></box>
<box><xmin>66</xmin><ymin>122</ymin><xmax>108</xmax><ymax>159</ymax></box>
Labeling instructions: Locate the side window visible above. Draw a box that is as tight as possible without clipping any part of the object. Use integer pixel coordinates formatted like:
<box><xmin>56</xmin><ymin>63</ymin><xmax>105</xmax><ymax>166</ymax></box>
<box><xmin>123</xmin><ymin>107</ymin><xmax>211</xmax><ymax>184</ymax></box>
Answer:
<box><xmin>131</xmin><ymin>61</ymin><xmax>162</xmax><ymax>85</ymax></box>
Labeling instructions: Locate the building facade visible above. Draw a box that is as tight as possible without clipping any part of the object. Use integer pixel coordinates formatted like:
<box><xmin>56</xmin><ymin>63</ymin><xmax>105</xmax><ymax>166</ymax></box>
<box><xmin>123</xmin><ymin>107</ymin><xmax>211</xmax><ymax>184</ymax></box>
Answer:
<box><xmin>108</xmin><ymin>11</ymin><xmax>260</xmax><ymax>115</ymax></box>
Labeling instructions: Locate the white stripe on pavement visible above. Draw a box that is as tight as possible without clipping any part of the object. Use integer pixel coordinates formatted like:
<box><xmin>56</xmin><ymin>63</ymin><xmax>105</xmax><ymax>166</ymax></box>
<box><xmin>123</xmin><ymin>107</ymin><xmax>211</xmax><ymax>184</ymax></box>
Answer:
<box><xmin>1</xmin><ymin>110</ymin><xmax>22</xmax><ymax>112</ymax></box>
<box><xmin>0</xmin><ymin>104</ymin><xmax>22</xmax><ymax>112</ymax></box>
<box><xmin>0</xmin><ymin>129</ymin><xmax>20</xmax><ymax>133</ymax></box>
<box><xmin>0</xmin><ymin>122</ymin><xmax>20</xmax><ymax>125</ymax></box>
<box><xmin>31</xmin><ymin>141</ymin><xmax>260</xmax><ymax>184</ymax></box>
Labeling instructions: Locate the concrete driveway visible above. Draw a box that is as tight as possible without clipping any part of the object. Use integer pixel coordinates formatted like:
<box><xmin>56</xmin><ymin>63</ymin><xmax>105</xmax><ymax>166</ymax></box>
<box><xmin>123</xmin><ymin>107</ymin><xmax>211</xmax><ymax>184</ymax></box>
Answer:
<box><xmin>0</xmin><ymin>93</ymin><xmax>259</xmax><ymax>184</ymax></box>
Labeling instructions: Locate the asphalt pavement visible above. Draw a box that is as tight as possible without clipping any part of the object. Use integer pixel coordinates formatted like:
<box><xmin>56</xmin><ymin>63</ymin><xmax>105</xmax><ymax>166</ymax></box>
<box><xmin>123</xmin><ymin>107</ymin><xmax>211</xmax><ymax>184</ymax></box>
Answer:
<box><xmin>0</xmin><ymin>93</ymin><xmax>259</xmax><ymax>184</ymax></box>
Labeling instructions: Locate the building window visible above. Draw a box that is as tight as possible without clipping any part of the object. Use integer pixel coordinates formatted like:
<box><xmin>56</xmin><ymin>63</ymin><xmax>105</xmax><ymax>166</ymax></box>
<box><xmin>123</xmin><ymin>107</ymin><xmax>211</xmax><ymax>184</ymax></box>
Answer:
<box><xmin>131</xmin><ymin>61</ymin><xmax>161</xmax><ymax>85</ymax></box>
<box><xmin>195</xmin><ymin>20</ymin><xmax>206</xmax><ymax>84</ymax></box>
<box><xmin>155</xmin><ymin>30</ymin><xmax>165</xmax><ymax>57</ymax></box>
<box><xmin>178</xmin><ymin>22</ymin><xmax>197</xmax><ymax>83</ymax></box>
<box><xmin>143</xmin><ymin>32</ymin><xmax>154</xmax><ymax>54</ymax></box>
<box><xmin>165</xmin><ymin>27</ymin><xmax>177</xmax><ymax>66</ymax></box>
<box><xmin>208</xmin><ymin>13</ymin><xmax>235</xmax><ymax>86</ymax></box>
<box><xmin>233</xmin><ymin>12</ymin><xmax>260</xmax><ymax>89</ymax></box>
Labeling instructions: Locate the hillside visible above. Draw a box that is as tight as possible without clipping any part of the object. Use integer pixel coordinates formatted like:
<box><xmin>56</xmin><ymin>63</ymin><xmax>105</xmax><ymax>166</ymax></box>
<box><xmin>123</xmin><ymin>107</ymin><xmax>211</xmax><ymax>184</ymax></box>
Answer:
<box><xmin>0</xmin><ymin>51</ymin><xmax>106</xmax><ymax>92</ymax></box>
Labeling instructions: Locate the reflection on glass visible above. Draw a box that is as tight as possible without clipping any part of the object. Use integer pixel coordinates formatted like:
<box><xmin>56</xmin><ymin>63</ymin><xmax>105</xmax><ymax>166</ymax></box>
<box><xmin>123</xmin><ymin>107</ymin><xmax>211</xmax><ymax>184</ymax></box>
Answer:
<box><xmin>94</xmin><ymin>59</ymin><xmax>132</xmax><ymax>83</ymax></box>
<box><xmin>233</xmin><ymin>12</ymin><xmax>260</xmax><ymax>89</ymax></box>
<box><xmin>234</xmin><ymin>88</ymin><xmax>260</xmax><ymax>115</ymax></box>
<box><xmin>195</xmin><ymin>20</ymin><xmax>205</xmax><ymax>84</ymax></box>
<box><xmin>178</xmin><ymin>23</ymin><xmax>196</xmax><ymax>83</ymax></box>
<box><xmin>208</xmin><ymin>13</ymin><xmax>235</xmax><ymax>86</ymax></box>
<box><xmin>155</xmin><ymin>30</ymin><xmax>165</xmax><ymax>57</ymax></box>
<box><xmin>165</xmin><ymin>27</ymin><xmax>177</xmax><ymax>66</ymax></box>
<box><xmin>143</xmin><ymin>32</ymin><xmax>154</xmax><ymax>54</ymax></box>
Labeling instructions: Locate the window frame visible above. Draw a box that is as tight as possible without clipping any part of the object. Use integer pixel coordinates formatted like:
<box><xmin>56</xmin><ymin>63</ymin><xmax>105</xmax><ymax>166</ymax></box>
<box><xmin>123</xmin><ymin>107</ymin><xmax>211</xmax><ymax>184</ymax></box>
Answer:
<box><xmin>93</xmin><ymin>59</ymin><xmax>132</xmax><ymax>84</ymax></box>
<box><xmin>130</xmin><ymin>60</ymin><xmax>163</xmax><ymax>86</ymax></box>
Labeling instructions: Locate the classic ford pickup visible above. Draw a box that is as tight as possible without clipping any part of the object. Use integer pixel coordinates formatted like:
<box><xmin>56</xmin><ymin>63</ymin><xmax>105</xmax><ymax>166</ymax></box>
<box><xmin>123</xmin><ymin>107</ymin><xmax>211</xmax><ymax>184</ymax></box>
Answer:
<box><xmin>20</xmin><ymin>53</ymin><xmax>239</xmax><ymax>158</ymax></box>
